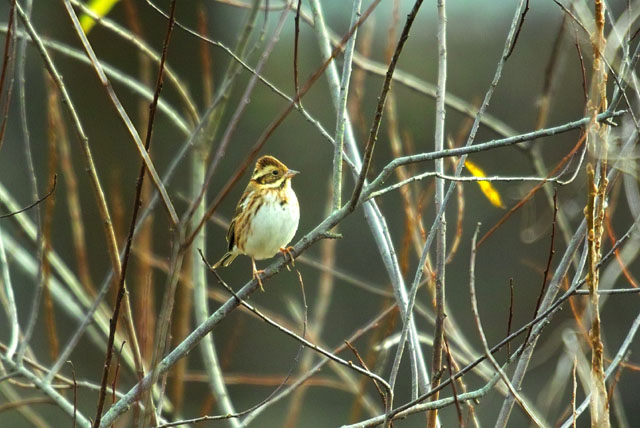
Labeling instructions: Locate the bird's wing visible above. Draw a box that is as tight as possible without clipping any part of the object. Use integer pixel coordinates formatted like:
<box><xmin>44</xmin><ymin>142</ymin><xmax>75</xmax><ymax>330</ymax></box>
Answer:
<box><xmin>227</xmin><ymin>186</ymin><xmax>253</xmax><ymax>251</ymax></box>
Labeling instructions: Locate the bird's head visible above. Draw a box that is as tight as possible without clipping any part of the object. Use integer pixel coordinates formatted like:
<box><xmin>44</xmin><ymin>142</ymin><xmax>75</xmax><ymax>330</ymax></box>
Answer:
<box><xmin>251</xmin><ymin>155</ymin><xmax>299</xmax><ymax>188</ymax></box>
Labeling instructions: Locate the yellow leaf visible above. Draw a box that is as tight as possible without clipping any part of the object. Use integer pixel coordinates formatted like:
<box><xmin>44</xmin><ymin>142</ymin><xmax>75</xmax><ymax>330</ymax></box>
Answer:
<box><xmin>465</xmin><ymin>160</ymin><xmax>505</xmax><ymax>209</ymax></box>
<box><xmin>79</xmin><ymin>0</ymin><xmax>120</xmax><ymax>34</ymax></box>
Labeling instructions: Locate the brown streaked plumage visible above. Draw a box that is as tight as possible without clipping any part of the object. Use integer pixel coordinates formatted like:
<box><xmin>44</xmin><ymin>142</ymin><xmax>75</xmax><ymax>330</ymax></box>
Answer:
<box><xmin>213</xmin><ymin>155</ymin><xmax>300</xmax><ymax>289</ymax></box>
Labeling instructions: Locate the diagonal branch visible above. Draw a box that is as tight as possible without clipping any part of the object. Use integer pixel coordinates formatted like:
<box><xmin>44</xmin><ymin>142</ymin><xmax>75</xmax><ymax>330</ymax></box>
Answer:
<box><xmin>60</xmin><ymin>0</ymin><xmax>178</xmax><ymax>226</ymax></box>
<box><xmin>348</xmin><ymin>0</ymin><xmax>424</xmax><ymax>210</ymax></box>
<box><xmin>92</xmin><ymin>1</ymin><xmax>178</xmax><ymax>426</ymax></box>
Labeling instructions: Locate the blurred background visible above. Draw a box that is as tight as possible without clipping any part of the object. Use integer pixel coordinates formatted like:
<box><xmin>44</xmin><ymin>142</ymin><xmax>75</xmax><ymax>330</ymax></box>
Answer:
<box><xmin>1</xmin><ymin>0</ymin><xmax>639</xmax><ymax>427</ymax></box>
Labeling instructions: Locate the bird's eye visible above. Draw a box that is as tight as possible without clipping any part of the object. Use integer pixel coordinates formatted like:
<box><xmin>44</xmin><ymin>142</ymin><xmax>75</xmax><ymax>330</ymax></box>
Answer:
<box><xmin>272</xmin><ymin>170</ymin><xmax>279</xmax><ymax>175</ymax></box>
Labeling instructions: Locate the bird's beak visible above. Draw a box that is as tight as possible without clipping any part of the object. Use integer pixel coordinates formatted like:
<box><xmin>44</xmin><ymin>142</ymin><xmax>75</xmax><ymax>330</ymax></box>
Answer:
<box><xmin>285</xmin><ymin>169</ymin><xmax>300</xmax><ymax>178</ymax></box>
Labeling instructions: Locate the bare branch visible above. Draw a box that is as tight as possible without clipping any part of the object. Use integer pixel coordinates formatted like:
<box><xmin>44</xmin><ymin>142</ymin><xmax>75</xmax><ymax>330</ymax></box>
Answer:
<box><xmin>348</xmin><ymin>0</ymin><xmax>424</xmax><ymax>210</ymax></box>
<box><xmin>468</xmin><ymin>224</ymin><xmax>547</xmax><ymax>428</ymax></box>
<box><xmin>0</xmin><ymin>175</ymin><xmax>57</xmax><ymax>219</ymax></box>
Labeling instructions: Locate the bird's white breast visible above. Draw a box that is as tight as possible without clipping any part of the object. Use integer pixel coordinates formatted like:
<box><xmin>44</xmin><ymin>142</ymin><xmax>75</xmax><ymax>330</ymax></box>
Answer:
<box><xmin>242</xmin><ymin>185</ymin><xmax>299</xmax><ymax>260</ymax></box>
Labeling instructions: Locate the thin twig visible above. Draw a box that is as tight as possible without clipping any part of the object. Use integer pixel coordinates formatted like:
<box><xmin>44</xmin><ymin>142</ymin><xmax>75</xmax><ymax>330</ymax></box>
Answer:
<box><xmin>341</xmin><ymin>373</ymin><xmax>502</xmax><ymax>428</ymax></box>
<box><xmin>0</xmin><ymin>398</ymin><xmax>55</xmax><ymax>414</ymax></box>
<box><xmin>0</xmin><ymin>175</ymin><xmax>57</xmax><ymax>219</ymax></box>
<box><xmin>571</xmin><ymin>356</ymin><xmax>577</xmax><ymax>428</ymax></box>
<box><xmin>442</xmin><ymin>333</ymin><xmax>464</xmax><ymax>428</ymax></box>
<box><xmin>242</xmin><ymin>305</ymin><xmax>397</xmax><ymax>425</ymax></box>
<box><xmin>368</xmin><ymin>171</ymin><xmax>570</xmax><ymax>203</ymax></box>
<box><xmin>0</xmin><ymin>227</ymin><xmax>19</xmax><ymax>359</ymax></box>
<box><xmin>41</xmin><ymin>127</ymin><xmax>60</xmax><ymax>364</ymax></box>
<box><xmin>0</xmin><ymin>0</ymin><xmax>17</xmax><ymax>153</ymax></box>
<box><xmin>197</xmin><ymin>2</ymin><xmax>214</xmax><ymax>104</ymax></box>
<box><xmin>0</xmin><ymin>355</ymin><xmax>92</xmax><ymax>427</ymax></box>
<box><xmin>468</xmin><ymin>224</ymin><xmax>546</xmax><ymax>428</ymax></box>
<box><xmin>604</xmin><ymin>211</ymin><xmax>640</xmax><ymax>288</ymax></box>
<box><xmin>505</xmin><ymin>0</ymin><xmax>530</xmax><ymax>60</ymax></box>
<box><xmin>367</xmin><ymin>110</ymin><xmax>623</xmax><ymax>195</ymax></box>
<box><xmin>61</xmin><ymin>0</ymin><xmax>179</xmax><ymax>225</ymax></box>
<box><xmin>199</xmin><ymin>251</ymin><xmax>391</xmax><ymax>395</ymax></box>
<box><xmin>293</xmin><ymin>0</ymin><xmax>302</xmax><ymax>100</ymax></box>
<box><xmin>521</xmin><ymin>190</ymin><xmax>558</xmax><ymax>349</ymax></box>
<box><xmin>345</xmin><ymin>341</ymin><xmax>387</xmax><ymax>411</ymax></box>
<box><xmin>574</xmin><ymin>27</ymin><xmax>588</xmax><ymax>104</ymax></box>
<box><xmin>507</xmin><ymin>278</ymin><xmax>514</xmax><ymax>358</ymax></box>
<box><xmin>348</xmin><ymin>0</ymin><xmax>424</xmax><ymax>210</ymax></box>
<box><xmin>333</xmin><ymin>0</ymin><xmax>362</xmax><ymax>211</ymax></box>
<box><xmin>574</xmin><ymin>287</ymin><xmax>640</xmax><ymax>295</ymax></box>
<box><xmin>47</xmin><ymin>71</ymin><xmax>95</xmax><ymax>295</ymax></box>
<box><xmin>69</xmin><ymin>361</ymin><xmax>77</xmax><ymax>428</ymax></box>
<box><xmin>427</xmin><ymin>1</ymin><xmax>447</xmax><ymax>426</ymax></box>
<box><xmin>93</xmin><ymin>2</ymin><xmax>177</xmax><ymax>426</ymax></box>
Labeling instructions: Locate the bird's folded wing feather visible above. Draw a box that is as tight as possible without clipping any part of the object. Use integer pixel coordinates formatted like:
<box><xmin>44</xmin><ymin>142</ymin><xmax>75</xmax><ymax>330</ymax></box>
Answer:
<box><xmin>227</xmin><ymin>186</ymin><xmax>254</xmax><ymax>251</ymax></box>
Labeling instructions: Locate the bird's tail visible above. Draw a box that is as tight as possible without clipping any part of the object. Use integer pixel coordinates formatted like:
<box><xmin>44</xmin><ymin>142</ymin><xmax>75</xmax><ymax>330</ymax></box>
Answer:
<box><xmin>212</xmin><ymin>252</ymin><xmax>238</xmax><ymax>269</ymax></box>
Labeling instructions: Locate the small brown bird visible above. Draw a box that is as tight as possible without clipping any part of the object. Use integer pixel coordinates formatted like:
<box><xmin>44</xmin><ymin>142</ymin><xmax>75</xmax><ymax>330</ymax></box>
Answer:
<box><xmin>213</xmin><ymin>155</ymin><xmax>300</xmax><ymax>288</ymax></box>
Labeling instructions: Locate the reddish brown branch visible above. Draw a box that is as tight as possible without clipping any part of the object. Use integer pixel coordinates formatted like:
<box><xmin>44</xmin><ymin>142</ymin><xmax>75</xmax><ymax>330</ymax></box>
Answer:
<box><xmin>574</xmin><ymin>28</ymin><xmax>588</xmax><ymax>104</ymax></box>
<box><xmin>92</xmin><ymin>2</ymin><xmax>178</xmax><ymax>426</ymax></box>
<box><xmin>605</xmin><ymin>212</ymin><xmax>639</xmax><ymax>288</ymax></box>
<box><xmin>522</xmin><ymin>190</ymin><xmax>558</xmax><ymax>350</ymax></box>
<box><xmin>197</xmin><ymin>2</ymin><xmax>214</xmax><ymax>105</ymax></box>
<box><xmin>345</xmin><ymin>340</ymin><xmax>387</xmax><ymax>411</ymax></box>
<box><xmin>443</xmin><ymin>333</ymin><xmax>464</xmax><ymax>427</ymax></box>
<box><xmin>507</xmin><ymin>278</ymin><xmax>514</xmax><ymax>358</ymax></box>
<box><xmin>349</xmin><ymin>0</ymin><xmax>424</xmax><ymax>210</ymax></box>
<box><xmin>293</xmin><ymin>0</ymin><xmax>302</xmax><ymax>100</ymax></box>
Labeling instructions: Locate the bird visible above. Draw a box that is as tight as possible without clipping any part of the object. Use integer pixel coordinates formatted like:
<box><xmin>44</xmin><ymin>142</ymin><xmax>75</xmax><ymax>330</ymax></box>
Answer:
<box><xmin>213</xmin><ymin>155</ymin><xmax>300</xmax><ymax>289</ymax></box>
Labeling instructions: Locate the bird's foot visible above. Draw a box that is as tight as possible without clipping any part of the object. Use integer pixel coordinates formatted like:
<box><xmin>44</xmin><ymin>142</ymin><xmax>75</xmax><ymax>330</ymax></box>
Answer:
<box><xmin>253</xmin><ymin>269</ymin><xmax>266</xmax><ymax>291</ymax></box>
<box><xmin>280</xmin><ymin>246</ymin><xmax>296</xmax><ymax>270</ymax></box>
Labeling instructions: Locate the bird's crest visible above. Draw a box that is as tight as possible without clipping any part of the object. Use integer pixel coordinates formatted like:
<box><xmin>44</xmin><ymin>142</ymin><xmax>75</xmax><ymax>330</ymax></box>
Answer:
<box><xmin>256</xmin><ymin>155</ymin><xmax>286</xmax><ymax>171</ymax></box>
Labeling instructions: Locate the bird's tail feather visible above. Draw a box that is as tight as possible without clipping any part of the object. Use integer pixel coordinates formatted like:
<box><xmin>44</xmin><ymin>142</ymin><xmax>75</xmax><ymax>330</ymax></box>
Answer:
<box><xmin>212</xmin><ymin>252</ymin><xmax>238</xmax><ymax>269</ymax></box>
